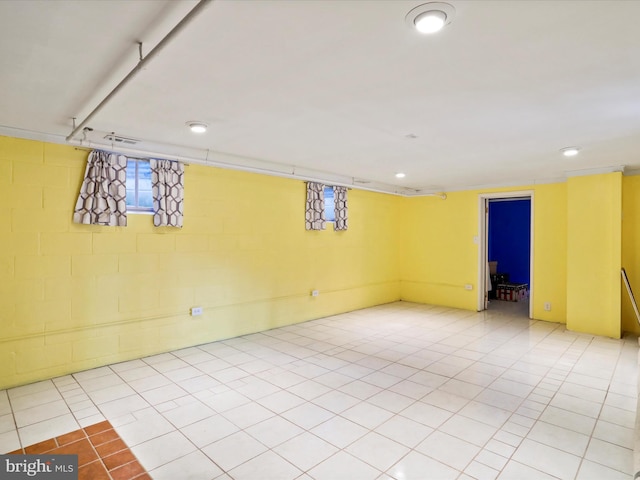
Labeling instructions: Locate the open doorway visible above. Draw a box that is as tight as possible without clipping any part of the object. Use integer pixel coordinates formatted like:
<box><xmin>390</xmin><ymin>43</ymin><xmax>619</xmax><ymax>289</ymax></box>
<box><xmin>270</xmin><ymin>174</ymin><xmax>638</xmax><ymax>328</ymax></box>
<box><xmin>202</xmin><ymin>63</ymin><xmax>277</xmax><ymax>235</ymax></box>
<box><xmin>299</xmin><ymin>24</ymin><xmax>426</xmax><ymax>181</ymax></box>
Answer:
<box><xmin>478</xmin><ymin>191</ymin><xmax>534</xmax><ymax>318</ymax></box>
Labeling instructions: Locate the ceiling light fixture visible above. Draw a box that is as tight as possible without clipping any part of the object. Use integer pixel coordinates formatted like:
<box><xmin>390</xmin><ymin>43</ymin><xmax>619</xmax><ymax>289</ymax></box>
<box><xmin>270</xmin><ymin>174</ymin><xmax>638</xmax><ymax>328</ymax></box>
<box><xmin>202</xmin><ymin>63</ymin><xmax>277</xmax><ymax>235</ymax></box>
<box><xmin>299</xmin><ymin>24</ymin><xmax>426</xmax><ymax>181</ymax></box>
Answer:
<box><xmin>396</xmin><ymin>172</ymin><xmax>406</xmax><ymax>179</ymax></box>
<box><xmin>187</xmin><ymin>121</ymin><xmax>207</xmax><ymax>133</ymax></box>
<box><xmin>406</xmin><ymin>2</ymin><xmax>455</xmax><ymax>34</ymax></box>
<box><xmin>561</xmin><ymin>146</ymin><xmax>580</xmax><ymax>157</ymax></box>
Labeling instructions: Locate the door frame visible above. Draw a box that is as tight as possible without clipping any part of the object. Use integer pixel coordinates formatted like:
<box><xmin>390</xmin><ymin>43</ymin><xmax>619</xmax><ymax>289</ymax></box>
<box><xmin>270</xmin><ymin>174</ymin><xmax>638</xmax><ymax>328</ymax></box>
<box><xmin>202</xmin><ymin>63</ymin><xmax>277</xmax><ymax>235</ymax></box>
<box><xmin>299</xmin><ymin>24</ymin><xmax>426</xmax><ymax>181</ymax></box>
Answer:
<box><xmin>477</xmin><ymin>190</ymin><xmax>534</xmax><ymax>318</ymax></box>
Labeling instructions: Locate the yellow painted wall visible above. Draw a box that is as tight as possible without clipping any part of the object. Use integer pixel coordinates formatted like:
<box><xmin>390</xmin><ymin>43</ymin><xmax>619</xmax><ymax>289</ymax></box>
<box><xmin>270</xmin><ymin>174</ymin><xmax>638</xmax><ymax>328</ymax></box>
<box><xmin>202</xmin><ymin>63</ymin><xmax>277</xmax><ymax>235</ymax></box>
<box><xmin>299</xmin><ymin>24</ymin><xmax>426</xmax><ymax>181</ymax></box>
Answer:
<box><xmin>400</xmin><ymin>190</ymin><xmax>479</xmax><ymax>311</ymax></box>
<box><xmin>621</xmin><ymin>175</ymin><xmax>640</xmax><ymax>334</ymax></box>
<box><xmin>566</xmin><ymin>173</ymin><xmax>622</xmax><ymax>338</ymax></box>
<box><xmin>400</xmin><ymin>183</ymin><xmax>569</xmax><ymax>324</ymax></box>
<box><xmin>0</xmin><ymin>136</ymin><xmax>401</xmax><ymax>389</ymax></box>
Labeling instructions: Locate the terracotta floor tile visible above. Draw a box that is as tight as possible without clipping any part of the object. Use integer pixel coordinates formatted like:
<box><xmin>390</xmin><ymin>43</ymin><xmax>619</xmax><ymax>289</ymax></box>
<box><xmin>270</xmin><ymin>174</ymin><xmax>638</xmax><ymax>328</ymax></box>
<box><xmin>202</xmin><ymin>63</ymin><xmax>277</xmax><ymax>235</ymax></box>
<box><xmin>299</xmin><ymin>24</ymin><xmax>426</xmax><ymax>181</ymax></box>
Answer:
<box><xmin>95</xmin><ymin>438</ymin><xmax>127</xmax><ymax>457</ymax></box>
<box><xmin>89</xmin><ymin>428</ymin><xmax>119</xmax><ymax>447</ymax></box>
<box><xmin>84</xmin><ymin>420</ymin><xmax>112</xmax><ymax>436</ymax></box>
<box><xmin>57</xmin><ymin>429</ymin><xmax>86</xmax><ymax>446</ymax></box>
<box><xmin>110</xmin><ymin>461</ymin><xmax>145</xmax><ymax>480</ymax></box>
<box><xmin>131</xmin><ymin>474</ymin><xmax>152</xmax><ymax>480</ymax></box>
<box><xmin>10</xmin><ymin>420</ymin><xmax>149</xmax><ymax>480</ymax></box>
<box><xmin>78</xmin><ymin>459</ymin><xmax>111</xmax><ymax>480</ymax></box>
<box><xmin>103</xmin><ymin>449</ymin><xmax>137</xmax><ymax>471</ymax></box>
<box><xmin>25</xmin><ymin>438</ymin><xmax>57</xmax><ymax>454</ymax></box>
<box><xmin>51</xmin><ymin>438</ymin><xmax>98</xmax><ymax>466</ymax></box>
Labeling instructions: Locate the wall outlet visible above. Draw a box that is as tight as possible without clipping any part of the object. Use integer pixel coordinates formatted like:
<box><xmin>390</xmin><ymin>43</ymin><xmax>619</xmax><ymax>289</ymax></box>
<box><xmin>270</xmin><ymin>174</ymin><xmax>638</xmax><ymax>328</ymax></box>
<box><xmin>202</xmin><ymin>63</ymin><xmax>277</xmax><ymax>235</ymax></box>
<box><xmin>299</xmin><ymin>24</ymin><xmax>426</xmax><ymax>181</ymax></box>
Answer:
<box><xmin>191</xmin><ymin>306</ymin><xmax>203</xmax><ymax>316</ymax></box>
<box><xmin>544</xmin><ymin>302</ymin><xmax>551</xmax><ymax>311</ymax></box>
<box><xmin>311</xmin><ymin>290</ymin><xmax>319</xmax><ymax>297</ymax></box>
<box><xmin>464</xmin><ymin>284</ymin><xmax>473</xmax><ymax>290</ymax></box>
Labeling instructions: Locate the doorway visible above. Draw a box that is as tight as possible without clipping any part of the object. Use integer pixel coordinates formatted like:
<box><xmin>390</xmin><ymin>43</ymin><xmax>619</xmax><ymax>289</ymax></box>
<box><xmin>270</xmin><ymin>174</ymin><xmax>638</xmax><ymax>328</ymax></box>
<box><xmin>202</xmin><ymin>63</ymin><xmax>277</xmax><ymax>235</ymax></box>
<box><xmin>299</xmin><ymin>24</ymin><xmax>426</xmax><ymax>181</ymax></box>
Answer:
<box><xmin>477</xmin><ymin>191</ymin><xmax>534</xmax><ymax>318</ymax></box>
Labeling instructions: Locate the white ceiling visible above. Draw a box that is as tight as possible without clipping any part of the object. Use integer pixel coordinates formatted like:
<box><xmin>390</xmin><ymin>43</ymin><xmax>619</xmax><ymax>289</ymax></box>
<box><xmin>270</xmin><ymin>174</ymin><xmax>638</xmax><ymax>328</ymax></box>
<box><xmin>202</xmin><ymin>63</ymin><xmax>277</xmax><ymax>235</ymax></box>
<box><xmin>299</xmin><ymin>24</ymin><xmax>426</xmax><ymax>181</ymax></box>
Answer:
<box><xmin>1</xmin><ymin>0</ymin><xmax>639</xmax><ymax>194</ymax></box>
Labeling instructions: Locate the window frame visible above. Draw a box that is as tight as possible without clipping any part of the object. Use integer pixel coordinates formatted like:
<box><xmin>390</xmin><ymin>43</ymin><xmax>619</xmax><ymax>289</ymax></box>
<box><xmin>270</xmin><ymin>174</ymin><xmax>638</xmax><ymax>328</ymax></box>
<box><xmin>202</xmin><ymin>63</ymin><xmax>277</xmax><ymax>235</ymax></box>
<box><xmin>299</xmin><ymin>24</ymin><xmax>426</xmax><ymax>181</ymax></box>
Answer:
<box><xmin>126</xmin><ymin>158</ymin><xmax>154</xmax><ymax>214</ymax></box>
<box><xmin>323</xmin><ymin>185</ymin><xmax>335</xmax><ymax>223</ymax></box>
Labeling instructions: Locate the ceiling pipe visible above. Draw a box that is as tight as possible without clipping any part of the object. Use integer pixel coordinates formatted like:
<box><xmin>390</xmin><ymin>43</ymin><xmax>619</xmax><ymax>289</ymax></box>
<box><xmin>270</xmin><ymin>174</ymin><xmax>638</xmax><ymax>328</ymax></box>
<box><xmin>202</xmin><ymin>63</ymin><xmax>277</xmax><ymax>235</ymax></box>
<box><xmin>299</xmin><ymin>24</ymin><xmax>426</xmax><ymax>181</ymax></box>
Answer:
<box><xmin>66</xmin><ymin>0</ymin><xmax>213</xmax><ymax>142</ymax></box>
<box><xmin>67</xmin><ymin>138</ymin><xmax>417</xmax><ymax>197</ymax></box>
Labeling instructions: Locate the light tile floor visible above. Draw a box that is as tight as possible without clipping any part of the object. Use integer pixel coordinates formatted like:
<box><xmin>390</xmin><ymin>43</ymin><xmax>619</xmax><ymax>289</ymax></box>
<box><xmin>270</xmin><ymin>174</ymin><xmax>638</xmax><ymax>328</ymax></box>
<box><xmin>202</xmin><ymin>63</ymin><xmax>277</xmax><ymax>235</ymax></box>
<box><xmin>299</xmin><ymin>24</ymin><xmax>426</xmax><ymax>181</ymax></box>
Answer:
<box><xmin>1</xmin><ymin>301</ymin><xmax>637</xmax><ymax>479</ymax></box>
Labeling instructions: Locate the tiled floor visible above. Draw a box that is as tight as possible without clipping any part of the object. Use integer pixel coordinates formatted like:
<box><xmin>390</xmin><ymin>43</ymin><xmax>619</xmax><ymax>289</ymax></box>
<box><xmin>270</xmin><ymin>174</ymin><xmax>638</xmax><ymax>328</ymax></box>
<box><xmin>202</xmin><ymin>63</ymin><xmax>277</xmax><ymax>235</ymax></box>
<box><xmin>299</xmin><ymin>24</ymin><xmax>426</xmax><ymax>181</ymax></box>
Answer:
<box><xmin>8</xmin><ymin>420</ymin><xmax>150</xmax><ymax>480</ymax></box>
<box><xmin>1</xmin><ymin>301</ymin><xmax>637</xmax><ymax>479</ymax></box>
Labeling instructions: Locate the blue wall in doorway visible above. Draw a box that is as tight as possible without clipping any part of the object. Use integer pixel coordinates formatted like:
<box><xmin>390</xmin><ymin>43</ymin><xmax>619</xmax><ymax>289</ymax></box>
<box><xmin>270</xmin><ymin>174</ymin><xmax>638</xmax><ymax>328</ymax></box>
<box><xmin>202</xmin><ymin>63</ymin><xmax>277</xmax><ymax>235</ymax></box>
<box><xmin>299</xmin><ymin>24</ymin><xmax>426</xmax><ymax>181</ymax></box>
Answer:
<box><xmin>488</xmin><ymin>199</ymin><xmax>531</xmax><ymax>285</ymax></box>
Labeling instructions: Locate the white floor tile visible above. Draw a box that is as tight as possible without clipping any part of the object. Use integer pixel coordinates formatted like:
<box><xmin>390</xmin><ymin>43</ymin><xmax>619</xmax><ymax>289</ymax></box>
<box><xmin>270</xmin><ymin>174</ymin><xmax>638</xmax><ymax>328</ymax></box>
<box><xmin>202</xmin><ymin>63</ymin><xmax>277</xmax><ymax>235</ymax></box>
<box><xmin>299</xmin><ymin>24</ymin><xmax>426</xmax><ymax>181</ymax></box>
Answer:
<box><xmin>511</xmin><ymin>438</ymin><xmax>581</xmax><ymax>479</ymax></box>
<box><xmin>584</xmin><ymin>437</ymin><xmax>632</xmax><ymax>474</ymax></box>
<box><xmin>374</xmin><ymin>415</ymin><xmax>433</xmax><ymax>449</ymax></box>
<box><xmin>497</xmin><ymin>460</ymin><xmax>559</xmax><ymax>480</ymax></box>
<box><xmin>17</xmin><ymin>413</ymin><xmax>78</xmax><ymax>447</ymax></box>
<box><xmin>386</xmin><ymin>450</ymin><xmax>459</xmax><ymax>480</ymax></box>
<box><xmin>131</xmin><ymin>430</ymin><xmax>196</xmax><ymax>471</ymax></box>
<box><xmin>341</xmin><ymin>402</ymin><xmax>395</xmax><ymax>430</ymax></box>
<box><xmin>0</xmin><ymin>302</ymin><xmax>635</xmax><ymax>479</ymax></box>
<box><xmin>439</xmin><ymin>414</ymin><xmax>497</xmax><ymax>447</ymax></box>
<box><xmin>576</xmin><ymin>459</ymin><xmax>631</xmax><ymax>480</ymax></box>
<box><xmin>281</xmin><ymin>402</ymin><xmax>334</xmax><ymax>430</ymax></box>
<box><xmin>180</xmin><ymin>414</ymin><xmax>239</xmax><ymax>448</ymax></box>
<box><xmin>458</xmin><ymin>401</ymin><xmax>511</xmax><ymax>428</ymax></box>
<box><xmin>537</xmin><ymin>405</ymin><xmax>596</xmax><ymax>435</ymax></box>
<box><xmin>228</xmin><ymin>450</ymin><xmax>302</xmax><ymax>480</ymax></box>
<box><xmin>311</xmin><ymin>415</ymin><xmax>369</xmax><ymax>448</ymax></box>
<box><xmin>399</xmin><ymin>401</ymin><xmax>452</xmax><ymax>429</ymax></box>
<box><xmin>312</xmin><ymin>390</ymin><xmax>361</xmax><ymax>414</ymax></box>
<box><xmin>221</xmin><ymin>401</ymin><xmax>275</xmax><ymax>429</ymax></box>
<box><xmin>201</xmin><ymin>431</ymin><xmax>268</xmax><ymax>471</ymax></box>
<box><xmin>13</xmin><ymin>400</ymin><xmax>70</xmax><ymax>428</ymax></box>
<box><xmin>115</xmin><ymin>412</ymin><xmax>176</xmax><ymax>446</ymax></box>
<box><xmin>346</xmin><ymin>431</ymin><xmax>411</xmax><ymax>471</ymax></box>
<box><xmin>526</xmin><ymin>420</ymin><xmax>590</xmax><ymax>456</ymax></box>
<box><xmin>0</xmin><ymin>430</ymin><xmax>21</xmax><ymax>453</ymax></box>
<box><xmin>150</xmin><ymin>450</ymin><xmax>223</xmax><ymax>480</ymax></box>
<box><xmin>273</xmin><ymin>431</ymin><xmax>339</xmax><ymax>471</ymax></box>
<box><xmin>244</xmin><ymin>415</ymin><xmax>303</xmax><ymax>448</ymax></box>
<box><xmin>309</xmin><ymin>451</ymin><xmax>381</xmax><ymax>480</ymax></box>
<box><xmin>415</xmin><ymin>430</ymin><xmax>480</xmax><ymax>471</ymax></box>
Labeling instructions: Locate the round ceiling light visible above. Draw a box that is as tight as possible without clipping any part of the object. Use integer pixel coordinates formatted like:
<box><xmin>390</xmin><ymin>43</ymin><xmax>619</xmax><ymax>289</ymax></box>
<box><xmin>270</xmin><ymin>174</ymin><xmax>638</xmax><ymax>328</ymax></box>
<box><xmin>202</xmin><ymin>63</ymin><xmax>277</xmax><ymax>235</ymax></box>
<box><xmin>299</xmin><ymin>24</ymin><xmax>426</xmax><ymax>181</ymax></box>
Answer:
<box><xmin>406</xmin><ymin>2</ymin><xmax>456</xmax><ymax>34</ymax></box>
<box><xmin>561</xmin><ymin>146</ymin><xmax>580</xmax><ymax>157</ymax></box>
<box><xmin>415</xmin><ymin>10</ymin><xmax>446</xmax><ymax>33</ymax></box>
<box><xmin>187</xmin><ymin>122</ymin><xmax>207</xmax><ymax>133</ymax></box>
<box><xmin>395</xmin><ymin>172</ymin><xmax>406</xmax><ymax>179</ymax></box>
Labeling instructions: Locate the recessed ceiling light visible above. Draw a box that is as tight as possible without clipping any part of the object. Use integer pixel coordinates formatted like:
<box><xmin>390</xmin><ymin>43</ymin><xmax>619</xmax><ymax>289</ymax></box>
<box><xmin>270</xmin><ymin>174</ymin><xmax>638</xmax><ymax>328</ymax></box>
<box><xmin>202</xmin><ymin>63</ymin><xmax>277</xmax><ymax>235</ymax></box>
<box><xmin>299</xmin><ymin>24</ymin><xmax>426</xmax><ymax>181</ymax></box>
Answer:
<box><xmin>187</xmin><ymin>121</ymin><xmax>207</xmax><ymax>133</ymax></box>
<box><xmin>406</xmin><ymin>2</ymin><xmax>455</xmax><ymax>34</ymax></box>
<box><xmin>395</xmin><ymin>172</ymin><xmax>406</xmax><ymax>179</ymax></box>
<box><xmin>561</xmin><ymin>146</ymin><xmax>580</xmax><ymax>157</ymax></box>
<box><xmin>415</xmin><ymin>10</ymin><xmax>446</xmax><ymax>33</ymax></box>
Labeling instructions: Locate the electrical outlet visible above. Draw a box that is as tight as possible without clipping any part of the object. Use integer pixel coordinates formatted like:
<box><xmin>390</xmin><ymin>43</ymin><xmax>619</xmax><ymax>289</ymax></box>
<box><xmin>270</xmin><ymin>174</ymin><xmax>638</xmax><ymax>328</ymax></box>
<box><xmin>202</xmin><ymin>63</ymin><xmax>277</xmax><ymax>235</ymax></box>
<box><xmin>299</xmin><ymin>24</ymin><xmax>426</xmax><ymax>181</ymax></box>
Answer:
<box><xmin>464</xmin><ymin>284</ymin><xmax>473</xmax><ymax>290</ymax></box>
<box><xmin>544</xmin><ymin>302</ymin><xmax>551</xmax><ymax>311</ymax></box>
<box><xmin>311</xmin><ymin>290</ymin><xmax>319</xmax><ymax>297</ymax></box>
<box><xmin>191</xmin><ymin>306</ymin><xmax>203</xmax><ymax>316</ymax></box>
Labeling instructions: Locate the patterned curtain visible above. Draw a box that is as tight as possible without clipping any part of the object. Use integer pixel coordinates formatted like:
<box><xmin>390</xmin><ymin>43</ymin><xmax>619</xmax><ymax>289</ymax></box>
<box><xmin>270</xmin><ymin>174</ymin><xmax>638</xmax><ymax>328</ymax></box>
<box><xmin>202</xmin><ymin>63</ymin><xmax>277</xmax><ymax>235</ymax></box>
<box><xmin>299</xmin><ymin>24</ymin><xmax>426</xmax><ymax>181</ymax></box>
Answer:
<box><xmin>150</xmin><ymin>159</ymin><xmax>184</xmax><ymax>227</ymax></box>
<box><xmin>333</xmin><ymin>186</ymin><xmax>348</xmax><ymax>231</ymax></box>
<box><xmin>73</xmin><ymin>150</ymin><xmax>127</xmax><ymax>226</ymax></box>
<box><xmin>305</xmin><ymin>182</ymin><xmax>326</xmax><ymax>230</ymax></box>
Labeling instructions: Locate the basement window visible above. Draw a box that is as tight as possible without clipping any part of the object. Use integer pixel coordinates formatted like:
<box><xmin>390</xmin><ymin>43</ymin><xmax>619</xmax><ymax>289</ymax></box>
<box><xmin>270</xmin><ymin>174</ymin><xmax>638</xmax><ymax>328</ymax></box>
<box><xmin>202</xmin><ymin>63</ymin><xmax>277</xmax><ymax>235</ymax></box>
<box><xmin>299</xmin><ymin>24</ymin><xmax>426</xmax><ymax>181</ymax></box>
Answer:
<box><xmin>324</xmin><ymin>185</ymin><xmax>335</xmax><ymax>222</ymax></box>
<box><xmin>126</xmin><ymin>158</ymin><xmax>153</xmax><ymax>213</ymax></box>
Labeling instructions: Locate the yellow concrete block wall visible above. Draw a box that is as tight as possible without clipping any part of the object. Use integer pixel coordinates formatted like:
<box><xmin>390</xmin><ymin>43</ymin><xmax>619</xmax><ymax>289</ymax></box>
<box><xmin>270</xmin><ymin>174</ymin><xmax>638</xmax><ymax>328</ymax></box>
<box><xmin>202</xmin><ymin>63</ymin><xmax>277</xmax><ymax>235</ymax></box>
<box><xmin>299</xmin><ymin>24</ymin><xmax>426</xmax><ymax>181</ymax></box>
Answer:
<box><xmin>621</xmin><ymin>176</ymin><xmax>640</xmax><ymax>334</ymax></box>
<box><xmin>566</xmin><ymin>172</ymin><xmax>622</xmax><ymax>338</ymax></box>
<box><xmin>400</xmin><ymin>184</ymin><xmax>569</xmax><ymax>323</ymax></box>
<box><xmin>0</xmin><ymin>136</ymin><xmax>402</xmax><ymax>388</ymax></box>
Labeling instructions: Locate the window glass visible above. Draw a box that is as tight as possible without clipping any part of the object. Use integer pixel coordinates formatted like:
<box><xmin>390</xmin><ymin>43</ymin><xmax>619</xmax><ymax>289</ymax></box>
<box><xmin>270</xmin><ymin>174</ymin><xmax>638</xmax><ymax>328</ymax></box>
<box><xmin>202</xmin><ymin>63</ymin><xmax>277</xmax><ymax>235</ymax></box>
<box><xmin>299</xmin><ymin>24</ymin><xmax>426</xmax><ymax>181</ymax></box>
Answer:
<box><xmin>126</xmin><ymin>159</ymin><xmax>154</xmax><ymax>212</ymax></box>
<box><xmin>324</xmin><ymin>186</ymin><xmax>335</xmax><ymax>222</ymax></box>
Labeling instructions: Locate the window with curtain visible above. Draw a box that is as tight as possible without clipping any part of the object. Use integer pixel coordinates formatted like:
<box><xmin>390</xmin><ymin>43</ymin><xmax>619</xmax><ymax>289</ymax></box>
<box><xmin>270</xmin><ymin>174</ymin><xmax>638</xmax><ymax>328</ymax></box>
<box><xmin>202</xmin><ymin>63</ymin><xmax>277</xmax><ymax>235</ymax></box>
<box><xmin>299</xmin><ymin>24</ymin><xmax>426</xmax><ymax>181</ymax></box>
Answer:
<box><xmin>333</xmin><ymin>185</ymin><xmax>348</xmax><ymax>231</ymax></box>
<box><xmin>73</xmin><ymin>150</ymin><xmax>128</xmax><ymax>226</ymax></box>
<box><xmin>305</xmin><ymin>182</ymin><xmax>326</xmax><ymax>230</ymax></box>
<box><xmin>150</xmin><ymin>159</ymin><xmax>184</xmax><ymax>227</ymax></box>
